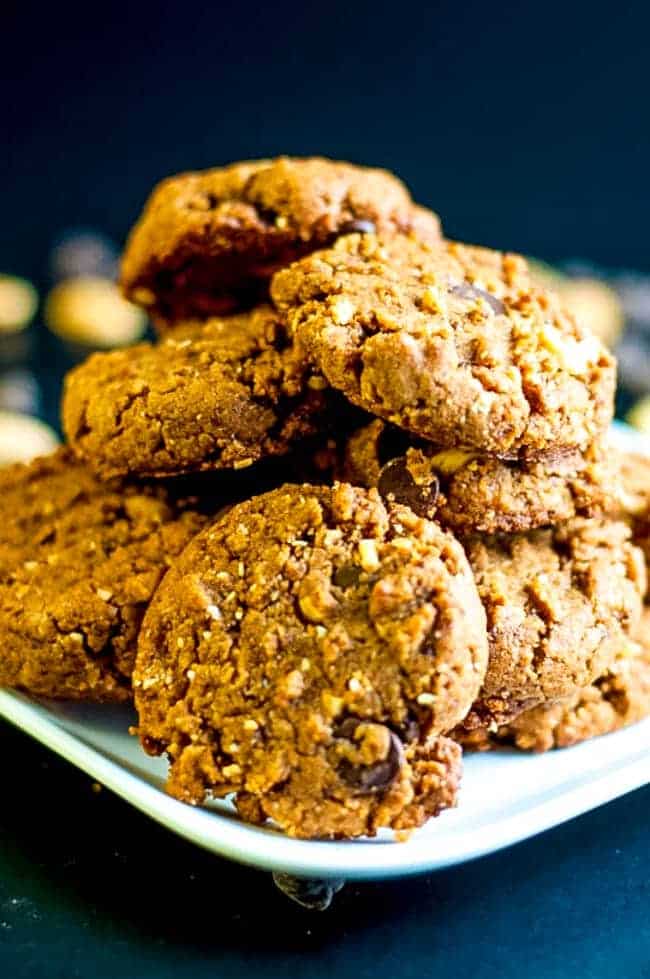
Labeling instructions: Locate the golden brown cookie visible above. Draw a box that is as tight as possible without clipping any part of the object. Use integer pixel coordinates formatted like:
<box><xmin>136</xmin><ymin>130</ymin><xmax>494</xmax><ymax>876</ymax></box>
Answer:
<box><xmin>134</xmin><ymin>482</ymin><xmax>488</xmax><ymax>839</ymax></box>
<box><xmin>120</xmin><ymin>157</ymin><xmax>441</xmax><ymax>324</ymax></box>
<box><xmin>618</xmin><ymin>451</ymin><xmax>650</xmax><ymax>513</ymax></box>
<box><xmin>529</xmin><ymin>261</ymin><xmax>624</xmax><ymax>350</ymax></box>
<box><xmin>272</xmin><ymin>235</ymin><xmax>616</xmax><ymax>458</ymax></box>
<box><xmin>618</xmin><ymin>452</ymin><xmax>650</xmax><ymax>575</ymax></box>
<box><xmin>459</xmin><ymin>609</ymin><xmax>650</xmax><ymax>752</ymax></box>
<box><xmin>0</xmin><ymin>449</ymin><xmax>210</xmax><ymax>701</ymax></box>
<box><xmin>457</xmin><ymin>517</ymin><xmax>645</xmax><ymax>732</ymax></box>
<box><xmin>62</xmin><ymin>305</ymin><xmax>340</xmax><ymax>480</ymax></box>
<box><xmin>342</xmin><ymin>418</ymin><xmax>616</xmax><ymax>535</ymax></box>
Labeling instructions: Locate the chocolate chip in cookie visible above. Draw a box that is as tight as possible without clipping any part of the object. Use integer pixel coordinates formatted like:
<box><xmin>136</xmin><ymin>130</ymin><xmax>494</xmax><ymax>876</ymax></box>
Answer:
<box><xmin>377</xmin><ymin>456</ymin><xmax>440</xmax><ymax>519</ymax></box>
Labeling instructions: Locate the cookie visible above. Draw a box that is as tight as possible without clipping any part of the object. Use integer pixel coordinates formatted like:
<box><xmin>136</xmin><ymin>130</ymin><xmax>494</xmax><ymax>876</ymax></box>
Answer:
<box><xmin>460</xmin><ymin>610</ymin><xmax>650</xmax><ymax>752</ymax></box>
<box><xmin>0</xmin><ymin>449</ymin><xmax>210</xmax><ymax>701</ymax></box>
<box><xmin>134</xmin><ymin>482</ymin><xmax>488</xmax><ymax>839</ymax></box>
<box><xmin>619</xmin><ymin>451</ymin><xmax>650</xmax><ymax>509</ymax></box>
<box><xmin>272</xmin><ymin>235</ymin><xmax>616</xmax><ymax>457</ymax></box>
<box><xmin>62</xmin><ymin>305</ymin><xmax>337</xmax><ymax>479</ymax></box>
<box><xmin>343</xmin><ymin>418</ymin><xmax>616</xmax><ymax>535</ymax></box>
<box><xmin>120</xmin><ymin>157</ymin><xmax>441</xmax><ymax>324</ymax></box>
<box><xmin>457</xmin><ymin>517</ymin><xmax>645</xmax><ymax>731</ymax></box>
<box><xmin>529</xmin><ymin>262</ymin><xmax>624</xmax><ymax>350</ymax></box>
<box><xmin>618</xmin><ymin>452</ymin><xmax>650</xmax><ymax>570</ymax></box>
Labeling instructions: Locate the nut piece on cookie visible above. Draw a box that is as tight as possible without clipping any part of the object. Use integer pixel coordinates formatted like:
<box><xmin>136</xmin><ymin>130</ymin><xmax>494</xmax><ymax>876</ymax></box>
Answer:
<box><xmin>272</xmin><ymin>235</ymin><xmax>616</xmax><ymax>458</ymax></box>
<box><xmin>62</xmin><ymin>305</ymin><xmax>341</xmax><ymax>480</ymax></box>
<box><xmin>343</xmin><ymin>417</ymin><xmax>618</xmax><ymax>535</ymax></box>
<box><xmin>456</xmin><ymin>516</ymin><xmax>646</xmax><ymax>732</ymax></box>
<box><xmin>0</xmin><ymin>449</ymin><xmax>211</xmax><ymax>702</ymax></box>
<box><xmin>459</xmin><ymin>609</ymin><xmax>650</xmax><ymax>753</ymax></box>
<box><xmin>134</xmin><ymin>483</ymin><xmax>488</xmax><ymax>839</ymax></box>
<box><xmin>120</xmin><ymin>157</ymin><xmax>441</xmax><ymax>324</ymax></box>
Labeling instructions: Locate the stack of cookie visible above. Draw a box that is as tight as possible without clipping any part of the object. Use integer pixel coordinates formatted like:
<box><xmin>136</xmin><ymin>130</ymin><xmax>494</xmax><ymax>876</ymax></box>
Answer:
<box><xmin>1</xmin><ymin>157</ymin><xmax>649</xmax><ymax>841</ymax></box>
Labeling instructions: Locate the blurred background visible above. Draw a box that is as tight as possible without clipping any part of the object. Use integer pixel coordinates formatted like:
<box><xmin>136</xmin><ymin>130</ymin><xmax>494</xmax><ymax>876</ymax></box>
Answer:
<box><xmin>3</xmin><ymin>0</ymin><xmax>650</xmax><ymax>457</ymax></box>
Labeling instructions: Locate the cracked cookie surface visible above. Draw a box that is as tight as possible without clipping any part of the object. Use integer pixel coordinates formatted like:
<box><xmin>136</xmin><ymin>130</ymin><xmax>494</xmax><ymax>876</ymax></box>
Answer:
<box><xmin>460</xmin><ymin>609</ymin><xmax>650</xmax><ymax>752</ymax></box>
<box><xmin>62</xmin><ymin>305</ymin><xmax>337</xmax><ymax>479</ymax></box>
<box><xmin>343</xmin><ymin>418</ymin><xmax>616</xmax><ymax>535</ymax></box>
<box><xmin>457</xmin><ymin>517</ymin><xmax>645</xmax><ymax>732</ymax></box>
<box><xmin>134</xmin><ymin>482</ymin><xmax>488</xmax><ymax>839</ymax></box>
<box><xmin>0</xmin><ymin>449</ymin><xmax>210</xmax><ymax>701</ymax></box>
<box><xmin>272</xmin><ymin>235</ymin><xmax>616</xmax><ymax>457</ymax></box>
<box><xmin>120</xmin><ymin>157</ymin><xmax>441</xmax><ymax>324</ymax></box>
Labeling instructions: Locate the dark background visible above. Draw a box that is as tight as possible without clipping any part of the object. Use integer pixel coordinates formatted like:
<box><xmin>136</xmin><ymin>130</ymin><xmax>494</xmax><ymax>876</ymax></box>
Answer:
<box><xmin>3</xmin><ymin>3</ymin><xmax>650</xmax><ymax>976</ymax></box>
<box><xmin>4</xmin><ymin>0</ymin><xmax>650</xmax><ymax>285</ymax></box>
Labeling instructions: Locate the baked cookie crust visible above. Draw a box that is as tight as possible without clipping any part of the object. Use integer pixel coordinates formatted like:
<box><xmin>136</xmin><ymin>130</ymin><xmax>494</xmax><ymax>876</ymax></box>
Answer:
<box><xmin>134</xmin><ymin>482</ymin><xmax>488</xmax><ymax>838</ymax></box>
<box><xmin>272</xmin><ymin>235</ymin><xmax>615</xmax><ymax>457</ymax></box>
<box><xmin>62</xmin><ymin>306</ymin><xmax>337</xmax><ymax>479</ymax></box>
<box><xmin>458</xmin><ymin>517</ymin><xmax>645</xmax><ymax>731</ymax></box>
<box><xmin>343</xmin><ymin>418</ymin><xmax>617</xmax><ymax>535</ymax></box>
<box><xmin>121</xmin><ymin>157</ymin><xmax>441</xmax><ymax>323</ymax></box>
<box><xmin>459</xmin><ymin>609</ymin><xmax>650</xmax><ymax>752</ymax></box>
<box><xmin>0</xmin><ymin>449</ymin><xmax>209</xmax><ymax>701</ymax></box>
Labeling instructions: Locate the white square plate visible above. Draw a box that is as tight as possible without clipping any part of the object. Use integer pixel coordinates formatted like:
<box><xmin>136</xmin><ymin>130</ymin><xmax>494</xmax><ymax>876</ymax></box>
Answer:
<box><xmin>1</xmin><ymin>422</ymin><xmax>648</xmax><ymax>882</ymax></box>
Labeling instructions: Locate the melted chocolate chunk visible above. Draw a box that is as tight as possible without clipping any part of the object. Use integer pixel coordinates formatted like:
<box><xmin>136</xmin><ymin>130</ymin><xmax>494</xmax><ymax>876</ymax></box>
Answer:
<box><xmin>333</xmin><ymin>563</ymin><xmax>362</xmax><ymax>589</ymax></box>
<box><xmin>141</xmin><ymin>734</ymin><xmax>166</xmax><ymax>755</ymax></box>
<box><xmin>377</xmin><ymin>457</ymin><xmax>439</xmax><ymax>518</ymax></box>
<box><xmin>394</xmin><ymin>714</ymin><xmax>421</xmax><ymax>743</ymax></box>
<box><xmin>256</xmin><ymin>206</ymin><xmax>280</xmax><ymax>227</ymax></box>
<box><xmin>336</xmin><ymin>719</ymin><xmax>404</xmax><ymax>794</ymax></box>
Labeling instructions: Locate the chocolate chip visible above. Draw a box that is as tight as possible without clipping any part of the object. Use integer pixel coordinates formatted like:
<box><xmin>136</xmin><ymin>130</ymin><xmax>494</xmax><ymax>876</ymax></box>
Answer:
<box><xmin>333</xmin><ymin>563</ymin><xmax>362</xmax><ymax>588</ymax></box>
<box><xmin>335</xmin><ymin>717</ymin><xmax>363</xmax><ymax>740</ymax></box>
<box><xmin>336</xmin><ymin>721</ymin><xmax>404</xmax><ymax>794</ymax></box>
<box><xmin>141</xmin><ymin>734</ymin><xmax>166</xmax><ymax>756</ymax></box>
<box><xmin>451</xmin><ymin>283</ymin><xmax>505</xmax><ymax>315</ymax></box>
<box><xmin>256</xmin><ymin>206</ymin><xmax>279</xmax><ymax>226</ymax></box>
<box><xmin>339</xmin><ymin>219</ymin><xmax>377</xmax><ymax>236</ymax></box>
<box><xmin>187</xmin><ymin>192</ymin><xmax>219</xmax><ymax>212</ymax></box>
<box><xmin>394</xmin><ymin>714</ymin><xmax>421</xmax><ymax>742</ymax></box>
<box><xmin>377</xmin><ymin>457</ymin><xmax>439</xmax><ymax>518</ymax></box>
